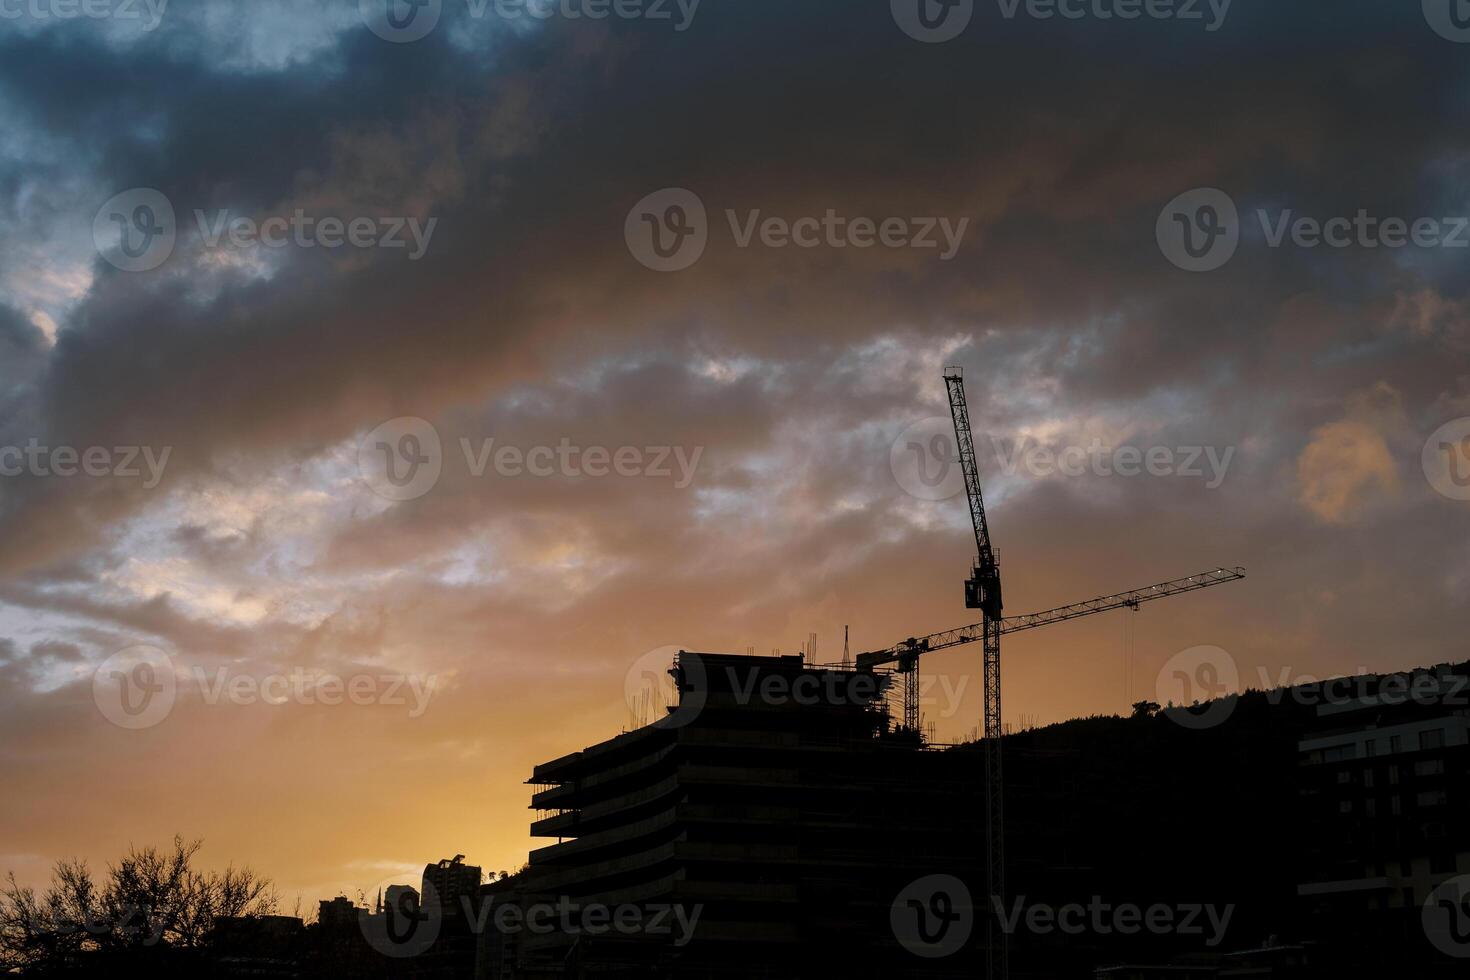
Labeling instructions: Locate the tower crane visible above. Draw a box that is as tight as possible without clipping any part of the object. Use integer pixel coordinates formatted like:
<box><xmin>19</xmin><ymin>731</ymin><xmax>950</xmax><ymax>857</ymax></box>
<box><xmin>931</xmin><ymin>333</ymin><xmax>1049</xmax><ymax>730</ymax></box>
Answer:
<box><xmin>865</xmin><ymin>367</ymin><xmax>1244</xmax><ymax>980</ymax></box>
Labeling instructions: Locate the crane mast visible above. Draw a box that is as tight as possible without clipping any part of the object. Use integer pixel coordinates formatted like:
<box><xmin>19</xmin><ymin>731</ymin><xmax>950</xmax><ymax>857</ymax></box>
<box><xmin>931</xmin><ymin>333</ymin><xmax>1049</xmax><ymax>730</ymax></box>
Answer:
<box><xmin>940</xmin><ymin>367</ymin><xmax>1008</xmax><ymax>980</ymax></box>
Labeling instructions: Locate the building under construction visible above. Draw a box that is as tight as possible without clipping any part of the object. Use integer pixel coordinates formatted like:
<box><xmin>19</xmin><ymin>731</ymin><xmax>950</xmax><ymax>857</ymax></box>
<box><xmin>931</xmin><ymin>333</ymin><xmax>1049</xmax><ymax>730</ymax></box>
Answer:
<box><xmin>482</xmin><ymin>651</ymin><xmax>985</xmax><ymax>978</ymax></box>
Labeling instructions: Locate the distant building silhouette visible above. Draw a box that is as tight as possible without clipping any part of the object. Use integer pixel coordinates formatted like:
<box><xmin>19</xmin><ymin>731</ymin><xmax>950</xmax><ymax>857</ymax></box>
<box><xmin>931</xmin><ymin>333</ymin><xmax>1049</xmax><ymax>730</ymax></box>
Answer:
<box><xmin>1295</xmin><ymin>670</ymin><xmax>1470</xmax><ymax>962</ymax></box>
<box><xmin>424</xmin><ymin>854</ymin><xmax>481</xmax><ymax>920</ymax></box>
<box><xmin>317</xmin><ymin>895</ymin><xmax>362</xmax><ymax>931</ymax></box>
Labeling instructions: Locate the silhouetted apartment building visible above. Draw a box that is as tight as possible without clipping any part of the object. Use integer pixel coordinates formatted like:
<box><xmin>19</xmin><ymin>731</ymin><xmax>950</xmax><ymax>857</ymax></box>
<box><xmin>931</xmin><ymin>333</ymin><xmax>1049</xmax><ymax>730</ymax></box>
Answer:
<box><xmin>484</xmin><ymin>651</ymin><xmax>985</xmax><ymax>978</ymax></box>
<box><xmin>319</xmin><ymin>895</ymin><xmax>363</xmax><ymax>930</ymax></box>
<box><xmin>425</xmin><ymin>854</ymin><xmax>482</xmax><ymax>919</ymax></box>
<box><xmin>1295</xmin><ymin>669</ymin><xmax>1470</xmax><ymax>963</ymax></box>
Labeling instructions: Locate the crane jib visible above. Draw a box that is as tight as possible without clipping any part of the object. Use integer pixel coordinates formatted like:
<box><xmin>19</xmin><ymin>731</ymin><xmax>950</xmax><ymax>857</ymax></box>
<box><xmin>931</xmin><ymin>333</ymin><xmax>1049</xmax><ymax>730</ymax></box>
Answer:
<box><xmin>853</xmin><ymin>567</ymin><xmax>1246</xmax><ymax>669</ymax></box>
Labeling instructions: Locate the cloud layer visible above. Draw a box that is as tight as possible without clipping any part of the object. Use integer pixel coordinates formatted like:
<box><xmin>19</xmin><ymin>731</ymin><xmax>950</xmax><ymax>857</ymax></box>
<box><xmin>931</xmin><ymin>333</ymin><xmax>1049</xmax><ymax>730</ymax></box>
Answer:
<box><xmin>1</xmin><ymin>0</ymin><xmax>1467</xmax><ymax>899</ymax></box>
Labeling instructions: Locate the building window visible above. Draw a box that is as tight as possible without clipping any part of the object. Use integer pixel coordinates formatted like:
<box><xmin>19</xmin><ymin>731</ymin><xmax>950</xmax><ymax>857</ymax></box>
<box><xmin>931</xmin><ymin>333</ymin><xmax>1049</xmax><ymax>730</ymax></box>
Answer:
<box><xmin>1389</xmin><ymin>766</ymin><xmax>1400</xmax><ymax>785</ymax></box>
<box><xmin>1339</xmin><ymin>800</ymin><xmax>1353</xmax><ymax>814</ymax></box>
<box><xmin>1364</xmin><ymin>739</ymin><xmax>1376</xmax><ymax>757</ymax></box>
<box><xmin>1390</xmin><ymin>736</ymin><xmax>1402</xmax><ymax>753</ymax></box>
<box><xmin>1366</xmin><ymin>799</ymin><xmax>1377</xmax><ymax>818</ymax></box>
<box><xmin>1364</xmin><ymin>769</ymin><xmax>1375</xmax><ymax>788</ymax></box>
<box><xmin>1420</xmin><ymin>729</ymin><xmax>1445</xmax><ymax>751</ymax></box>
<box><xmin>1418</xmin><ymin>790</ymin><xmax>1448</xmax><ymax>807</ymax></box>
<box><xmin>1324</xmin><ymin>744</ymin><xmax>1356</xmax><ymax>762</ymax></box>
<box><xmin>1391</xmin><ymin>796</ymin><xmax>1402</xmax><ymax>815</ymax></box>
<box><xmin>1416</xmin><ymin>760</ymin><xmax>1445</xmax><ymax>777</ymax></box>
<box><xmin>1337</xmin><ymin>770</ymin><xmax>1353</xmax><ymax>784</ymax></box>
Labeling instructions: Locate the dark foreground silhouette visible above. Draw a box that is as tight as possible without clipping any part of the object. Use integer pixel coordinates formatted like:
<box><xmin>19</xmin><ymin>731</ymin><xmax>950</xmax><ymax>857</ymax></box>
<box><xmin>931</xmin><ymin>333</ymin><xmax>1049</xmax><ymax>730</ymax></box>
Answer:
<box><xmin>7</xmin><ymin>657</ymin><xmax>1470</xmax><ymax>978</ymax></box>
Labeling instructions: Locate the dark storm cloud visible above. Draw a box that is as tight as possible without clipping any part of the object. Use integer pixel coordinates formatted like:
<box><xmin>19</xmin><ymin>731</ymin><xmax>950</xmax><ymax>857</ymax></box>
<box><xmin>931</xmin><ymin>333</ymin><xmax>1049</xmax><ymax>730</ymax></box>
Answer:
<box><xmin>0</xmin><ymin>1</ymin><xmax>1462</xmax><ymax>575</ymax></box>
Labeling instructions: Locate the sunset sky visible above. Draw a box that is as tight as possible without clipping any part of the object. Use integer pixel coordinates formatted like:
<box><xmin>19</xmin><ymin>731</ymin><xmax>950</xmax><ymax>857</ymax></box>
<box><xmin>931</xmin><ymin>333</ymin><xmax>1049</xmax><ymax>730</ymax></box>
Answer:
<box><xmin>2</xmin><ymin>0</ymin><xmax>1468</xmax><ymax>907</ymax></box>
